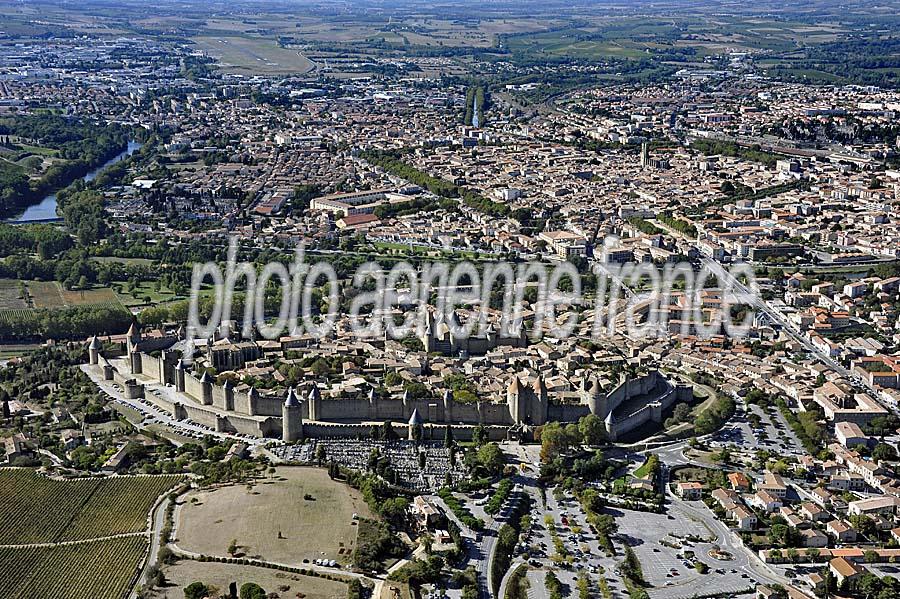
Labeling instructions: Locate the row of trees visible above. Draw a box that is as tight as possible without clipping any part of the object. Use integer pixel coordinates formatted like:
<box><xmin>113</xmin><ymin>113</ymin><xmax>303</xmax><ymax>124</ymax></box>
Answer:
<box><xmin>0</xmin><ymin>303</ymin><xmax>132</xmax><ymax>341</ymax></box>
<box><xmin>360</xmin><ymin>150</ymin><xmax>510</xmax><ymax>217</ymax></box>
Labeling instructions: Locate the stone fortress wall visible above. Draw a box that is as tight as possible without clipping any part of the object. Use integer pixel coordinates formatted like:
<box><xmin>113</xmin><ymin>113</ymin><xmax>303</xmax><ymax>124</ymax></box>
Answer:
<box><xmin>88</xmin><ymin>326</ymin><xmax>690</xmax><ymax>442</ymax></box>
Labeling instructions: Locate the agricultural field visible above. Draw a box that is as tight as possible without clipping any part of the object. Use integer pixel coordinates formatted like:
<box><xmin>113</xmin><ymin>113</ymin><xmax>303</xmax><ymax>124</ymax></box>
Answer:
<box><xmin>0</xmin><ymin>470</ymin><xmax>183</xmax><ymax>544</ymax></box>
<box><xmin>59</xmin><ymin>286</ymin><xmax>120</xmax><ymax>307</ymax></box>
<box><xmin>29</xmin><ymin>280</ymin><xmax>121</xmax><ymax>309</ymax></box>
<box><xmin>0</xmin><ymin>309</ymin><xmax>38</xmax><ymax>329</ymax></box>
<box><xmin>177</xmin><ymin>467</ymin><xmax>374</xmax><ymax>565</ymax></box>
<box><xmin>0</xmin><ymin>536</ymin><xmax>146</xmax><ymax>599</ymax></box>
<box><xmin>1</xmin><ymin>279</ymin><xmax>123</xmax><ymax>312</ymax></box>
<box><xmin>0</xmin><ymin>279</ymin><xmax>27</xmax><ymax>310</ymax></box>
<box><xmin>26</xmin><ymin>280</ymin><xmax>66</xmax><ymax>309</ymax></box>
<box><xmin>151</xmin><ymin>560</ymin><xmax>350</xmax><ymax>599</ymax></box>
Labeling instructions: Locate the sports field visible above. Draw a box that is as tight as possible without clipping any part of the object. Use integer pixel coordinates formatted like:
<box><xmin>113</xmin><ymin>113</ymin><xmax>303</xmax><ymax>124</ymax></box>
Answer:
<box><xmin>176</xmin><ymin>467</ymin><xmax>374</xmax><ymax>565</ymax></box>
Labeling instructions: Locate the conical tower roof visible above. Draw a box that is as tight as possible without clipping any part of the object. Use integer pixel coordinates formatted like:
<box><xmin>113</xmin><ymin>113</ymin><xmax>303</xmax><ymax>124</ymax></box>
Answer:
<box><xmin>507</xmin><ymin>376</ymin><xmax>525</xmax><ymax>395</ymax></box>
<box><xmin>284</xmin><ymin>387</ymin><xmax>300</xmax><ymax>408</ymax></box>
<box><xmin>408</xmin><ymin>408</ymin><xmax>423</xmax><ymax>425</ymax></box>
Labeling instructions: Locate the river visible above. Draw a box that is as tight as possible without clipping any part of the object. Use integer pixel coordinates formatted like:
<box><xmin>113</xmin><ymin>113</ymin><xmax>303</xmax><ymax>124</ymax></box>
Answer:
<box><xmin>6</xmin><ymin>140</ymin><xmax>142</xmax><ymax>223</ymax></box>
<box><xmin>472</xmin><ymin>94</ymin><xmax>481</xmax><ymax>128</ymax></box>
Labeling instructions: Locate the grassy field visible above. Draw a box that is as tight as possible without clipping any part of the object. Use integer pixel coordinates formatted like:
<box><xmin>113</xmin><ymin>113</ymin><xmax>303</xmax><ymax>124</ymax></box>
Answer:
<box><xmin>0</xmin><ymin>470</ymin><xmax>183</xmax><ymax>544</ymax></box>
<box><xmin>152</xmin><ymin>560</ymin><xmax>349</xmax><ymax>599</ymax></box>
<box><xmin>115</xmin><ymin>280</ymin><xmax>182</xmax><ymax>307</ymax></box>
<box><xmin>177</xmin><ymin>467</ymin><xmax>374</xmax><ymax>565</ymax></box>
<box><xmin>0</xmin><ymin>536</ymin><xmax>147</xmax><ymax>599</ymax></box>
<box><xmin>91</xmin><ymin>256</ymin><xmax>155</xmax><ymax>267</ymax></box>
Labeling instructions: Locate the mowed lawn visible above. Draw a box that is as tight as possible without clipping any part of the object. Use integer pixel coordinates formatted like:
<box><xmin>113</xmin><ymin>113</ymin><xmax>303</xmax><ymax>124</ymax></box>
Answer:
<box><xmin>153</xmin><ymin>561</ymin><xmax>349</xmax><ymax>599</ymax></box>
<box><xmin>177</xmin><ymin>467</ymin><xmax>375</xmax><ymax>565</ymax></box>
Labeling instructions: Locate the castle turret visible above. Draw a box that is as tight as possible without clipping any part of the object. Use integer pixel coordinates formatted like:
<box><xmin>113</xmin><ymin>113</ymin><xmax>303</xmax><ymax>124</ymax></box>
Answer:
<box><xmin>247</xmin><ymin>386</ymin><xmax>260</xmax><ymax>416</ymax></box>
<box><xmin>282</xmin><ymin>388</ymin><xmax>303</xmax><ymax>442</ymax></box>
<box><xmin>223</xmin><ymin>378</ymin><xmax>235</xmax><ymax>411</ymax></box>
<box><xmin>307</xmin><ymin>385</ymin><xmax>321</xmax><ymax>421</ymax></box>
<box><xmin>442</xmin><ymin>388</ymin><xmax>453</xmax><ymax>422</ymax></box>
<box><xmin>587</xmin><ymin>377</ymin><xmax>607</xmax><ymax>419</ymax></box>
<box><xmin>408</xmin><ymin>408</ymin><xmax>423</xmax><ymax>441</ymax></box>
<box><xmin>88</xmin><ymin>336</ymin><xmax>101</xmax><ymax>365</ymax></box>
<box><xmin>368</xmin><ymin>386</ymin><xmax>378</xmax><ymax>419</ymax></box>
<box><xmin>199</xmin><ymin>371</ymin><xmax>213</xmax><ymax>405</ymax></box>
<box><xmin>130</xmin><ymin>347</ymin><xmax>142</xmax><ymax>375</ymax></box>
<box><xmin>507</xmin><ymin>377</ymin><xmax>526</xmax><ymax>424</ymax></box>
<box><xmin>174</xmin><ymin>360</ymin><xmax>186</xmax><ymax>392</ymax></box>
<box><xmin>604</xmin><ymin>409</ymin><xmax>617</xmax><ymax>442</ymax></box>
<box><xmin>422</xmin><ymin>309</ymin><xmax>435</xmax><ymax>353</ymax></box>
<box><xmin>531</xmin><ymin>375</ymin><xmax>549</xmax><ymax>425</ymax></box>
<box><xmin>126</xmin><ymin>321</ymin><xmax>141</xmax><ymax>354</ymax></box>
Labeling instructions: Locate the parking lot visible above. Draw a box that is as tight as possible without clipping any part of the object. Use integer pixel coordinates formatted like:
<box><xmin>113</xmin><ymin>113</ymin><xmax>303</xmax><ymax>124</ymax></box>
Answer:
<box><xmin>615</xmin><ymin>503</ymin><xmax>756</xmax><ymax>598</ymax></box>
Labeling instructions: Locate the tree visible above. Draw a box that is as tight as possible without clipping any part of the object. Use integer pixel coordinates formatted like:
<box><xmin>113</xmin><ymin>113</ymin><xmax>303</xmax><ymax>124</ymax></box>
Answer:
<box><xmin>851</xmin><ymin>514</ymin><xmax>877</xmax><ymax>539</ymax></box>
<box><xmin>540</xmin><ymin>421</ymin><xmax>578</xmax><ymax>463</ymax></box>
<box><xmin>227</xmin><ymin>538</ymin><xmax>238</xmax><ymax>556</ymax></box>
<box><xmin>239</xmin><ymin>582</ymin><xmax>266</xmax><ymax>599</ymax></box>
<box><xmin>310</xmin><ymin>358</ymin><xmax>330</xmax><ymax>377</ymax></box>
<box><xmin>873</xmin><ymin>443</ymin><xmax>897</xmax><ymax>462</ymax></box>
<box><xmin>382</xmin><ymin>421</ymin><xmax>399</xmax><ymax>441</ymax></box>
<box><xmin>315</xmin><ymin>443</ymin><xmax>326</xmax><ymax>465</ymax></box>
<box><xmin>472</xmin><ymin>424</ymin><xmax>488</xmax><ymax>446</ymax></box>
<box><xmin>864</xmin><ymin>549</ymin><xmax>880</xmax><ymax>563</ymax></box>
<box><xmin>578</xmin><ymin>414</ymin><xmax>606</xmax><ymax>445</ymax></box>
<box><xmin>444</xmin><ymin>424</ymin><xmax>454</xmax><ymax>448</ymax></box>
<box><xmin>672</xmin><ymin>402</ymin><xmax>692</xmax><ymax>422</ymax></box>
<box><xmin>475</xmin><ymin>443</ymin><xmax>504</xmax><ymax>476</ymax></box>
<box><xmin>184</xmin><ymin>582</ymin><xmax>209</xmax><ymax>599</ymax></box>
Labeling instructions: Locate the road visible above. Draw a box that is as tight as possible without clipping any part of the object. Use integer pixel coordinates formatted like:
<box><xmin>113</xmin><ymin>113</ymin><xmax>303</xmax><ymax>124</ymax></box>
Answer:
<box><xmin>81</xmin><ymin>363</ymin><xmax>263</xmax><ymax>448</ymax></box>
<box><xmin>702</xmin><ymin>258</ymin><xmax>882</xmax><ymax>400</ymax></box>
<box><xmin>130</xmin><ymin>492</ymin><xmax>172</xmax><ymax>598</ymax></box>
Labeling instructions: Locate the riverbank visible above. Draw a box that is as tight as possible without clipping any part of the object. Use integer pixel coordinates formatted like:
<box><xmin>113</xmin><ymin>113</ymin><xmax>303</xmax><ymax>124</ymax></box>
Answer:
<box><xmin>4</xmin><ymin>140</ymin><xmax>141</xmax><ymax>224</ymax></box>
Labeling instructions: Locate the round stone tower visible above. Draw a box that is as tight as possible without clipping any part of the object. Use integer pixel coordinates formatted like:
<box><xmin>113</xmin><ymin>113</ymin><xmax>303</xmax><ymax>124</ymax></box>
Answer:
<box><xmin>282</xmin><ymin>387</ymin><xmax>303</xmax><ymax>443</ymax></box>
